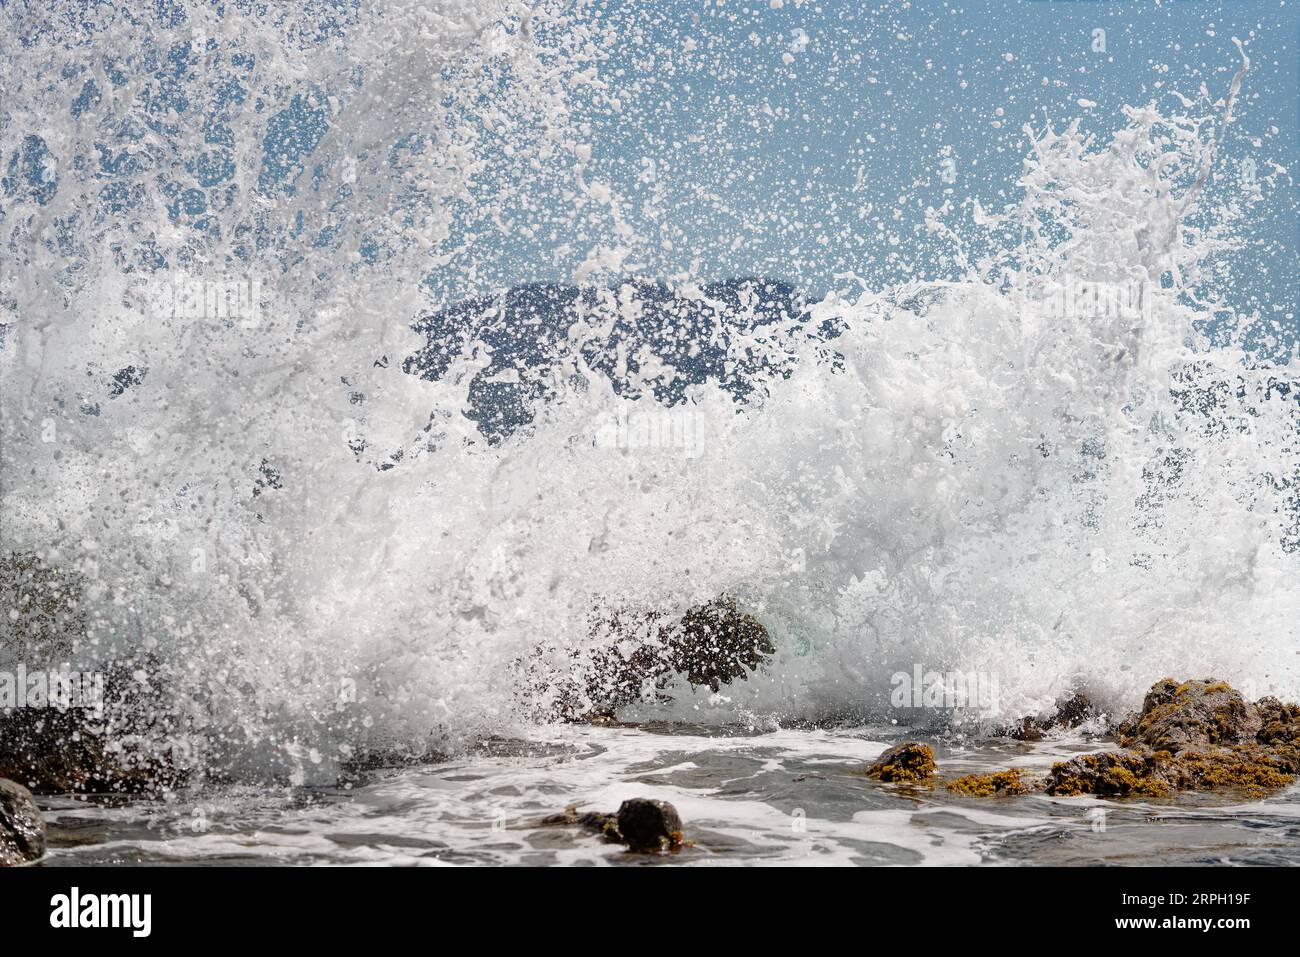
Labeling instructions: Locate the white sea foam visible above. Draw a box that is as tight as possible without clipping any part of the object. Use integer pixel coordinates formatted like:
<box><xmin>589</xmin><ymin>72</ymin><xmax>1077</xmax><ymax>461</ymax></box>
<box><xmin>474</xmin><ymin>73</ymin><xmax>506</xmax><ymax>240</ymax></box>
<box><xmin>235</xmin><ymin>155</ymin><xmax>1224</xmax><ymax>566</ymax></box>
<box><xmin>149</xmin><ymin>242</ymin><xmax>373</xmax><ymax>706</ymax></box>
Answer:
<box><xmin>1</xmin><ymin>6</ymin><xmax>1296</xmax><ymax>781</ymax></box>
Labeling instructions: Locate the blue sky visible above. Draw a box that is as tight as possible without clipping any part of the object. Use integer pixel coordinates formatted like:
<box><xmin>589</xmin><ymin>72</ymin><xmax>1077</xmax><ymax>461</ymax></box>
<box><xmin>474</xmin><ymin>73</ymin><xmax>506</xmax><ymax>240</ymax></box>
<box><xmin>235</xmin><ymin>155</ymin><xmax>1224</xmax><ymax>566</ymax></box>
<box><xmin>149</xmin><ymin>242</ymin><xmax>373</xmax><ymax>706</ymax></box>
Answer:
<box><xmin>6</xmin><ymin>0</ymin><xmax>1297</xmax><ymax>350</ymax></box>
<box><xmin>435</xmin><ymin>0</ymin><xmax>1298</xmax><ymax>350</ymax></box>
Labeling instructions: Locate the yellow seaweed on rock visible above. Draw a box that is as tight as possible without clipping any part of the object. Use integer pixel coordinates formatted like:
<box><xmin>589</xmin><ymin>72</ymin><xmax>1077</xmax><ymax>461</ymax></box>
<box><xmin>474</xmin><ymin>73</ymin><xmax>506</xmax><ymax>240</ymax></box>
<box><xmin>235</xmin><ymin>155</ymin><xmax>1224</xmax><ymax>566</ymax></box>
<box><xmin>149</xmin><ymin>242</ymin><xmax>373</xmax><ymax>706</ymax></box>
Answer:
<box><xmin>945</xmin><ymin>768</ymin><xmax>1032</xmax><ymax>797</ymax></box>
<box><xmin>863</xmin><ymin>742</ymin><xmax>936</xmax><ymax>784</ymax></box>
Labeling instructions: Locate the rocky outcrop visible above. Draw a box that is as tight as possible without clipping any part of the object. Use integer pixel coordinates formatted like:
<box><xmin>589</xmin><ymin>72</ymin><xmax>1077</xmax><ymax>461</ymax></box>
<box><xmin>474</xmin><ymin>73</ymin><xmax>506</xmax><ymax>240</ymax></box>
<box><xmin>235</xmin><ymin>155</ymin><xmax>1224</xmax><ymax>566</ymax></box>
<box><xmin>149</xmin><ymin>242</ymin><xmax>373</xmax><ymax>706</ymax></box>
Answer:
<box><xmin>863</xmin><ymin>742</ymin><xmax>936</xmax><ymax>783</ymax></box>
<box><xmin>556</xmin><ymin>596</ymin><xmax>775</xmax><ymax>721</ymax></box>
<box><xmin>1115</xmin><ymin>678</ymin><xmax>1258</xmax><ymax>750</ymax></box>
<box><xmin>541</xmin><ymin>797</ymin><xmax>684</xmax><ymax>853</ymax></box>
<box><xmin>1</xmin><ymin>553</ymin><xmax>184</xmax><ymax>794</ymax></box>
<box><xmin>1044</xmin><ymin>678</ymin><xmax>1300</xmax><ymax>797</ymax></box>
<box><xmin>1044</xmin><ymin>746</ymin><xmax>1293</xmax><ymax>797</ymax></box>
<box><xmin>0</xmin><ymin>778</ymin><xmax>45</xmax><ymax>866</ymax></box>
<box><xmin>945</xmin><ymin>679</ymin><xmax>1300</xmax><ymax>799</ymax></box>
<box><xmin>1001</xmin><ymin>692</ymin><xmax>1099</xmax><ymax>741</ymax></box>
<box><xmin>670</xmin><ymin>599</ymin><xmax>774</xmax><ymax>692</ymax></box>
<box><xmin>0</xmin><ymin>702</ymin><xmax>185</xmax><ymax>794</ymax></box>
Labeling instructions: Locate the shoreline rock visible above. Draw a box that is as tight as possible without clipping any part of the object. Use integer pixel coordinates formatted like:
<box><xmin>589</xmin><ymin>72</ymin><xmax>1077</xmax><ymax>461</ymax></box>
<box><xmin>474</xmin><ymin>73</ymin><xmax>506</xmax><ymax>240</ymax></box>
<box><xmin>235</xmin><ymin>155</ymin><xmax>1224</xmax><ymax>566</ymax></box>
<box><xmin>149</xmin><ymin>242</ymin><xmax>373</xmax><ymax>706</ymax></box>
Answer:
<box><xmin>1045</xmin><ymin>679</ymin><xmax>1300</xmax><ymax>797</ymax></box>
<box><xmin>0</xmin><ymin>778</ymin><xmax>46</xmax><ymax>866</ymax></box>
<box><xmin>952</xmin><ymin>679</ymin><xmax>1300</xmax><ymax>799</ymax></box>
<box><xmin>541</xmin><ymin>797</ymin><xmax>685</xmax><ymax>853</ymax></box>
<box><xmin>946</xmin><ymin>768</ymin><xmax>1033</xmax><ymax>796</ymax></box>
<box><xmin>863</xmin><ymin>742</ymin><xmax>936</xmax><ymax>783</ymax></box>
<box><xmin>863</xmin><ymin>680</ymin><xmax>1300</xmax><ymax>802</ymax></box>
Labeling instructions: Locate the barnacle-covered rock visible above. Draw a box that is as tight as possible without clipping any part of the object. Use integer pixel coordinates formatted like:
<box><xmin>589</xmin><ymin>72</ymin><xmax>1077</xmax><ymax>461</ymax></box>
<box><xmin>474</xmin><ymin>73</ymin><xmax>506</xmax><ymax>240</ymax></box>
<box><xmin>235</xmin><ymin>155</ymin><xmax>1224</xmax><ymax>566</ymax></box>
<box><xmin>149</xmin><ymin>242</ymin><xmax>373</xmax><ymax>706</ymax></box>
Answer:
<box><xmin>946</xmin><ymin>767</ymin><xmax>1032</xmax><ymax>796</ymax></box>
<box><xmin>864</xmin><ymin>742</ymin><xmax>936</xmax><ymax>784</ymax></box>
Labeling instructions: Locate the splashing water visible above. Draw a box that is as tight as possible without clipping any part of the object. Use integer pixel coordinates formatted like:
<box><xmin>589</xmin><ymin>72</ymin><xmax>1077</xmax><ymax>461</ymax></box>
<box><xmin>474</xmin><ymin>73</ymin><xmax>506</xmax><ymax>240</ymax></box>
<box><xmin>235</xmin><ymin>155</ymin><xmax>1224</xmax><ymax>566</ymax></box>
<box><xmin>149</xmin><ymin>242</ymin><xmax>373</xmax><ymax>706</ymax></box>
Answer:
<box><xmin>1</xmin><ymin>5</ymin><xmax>1297</xmax><ymax>786</ymax></box>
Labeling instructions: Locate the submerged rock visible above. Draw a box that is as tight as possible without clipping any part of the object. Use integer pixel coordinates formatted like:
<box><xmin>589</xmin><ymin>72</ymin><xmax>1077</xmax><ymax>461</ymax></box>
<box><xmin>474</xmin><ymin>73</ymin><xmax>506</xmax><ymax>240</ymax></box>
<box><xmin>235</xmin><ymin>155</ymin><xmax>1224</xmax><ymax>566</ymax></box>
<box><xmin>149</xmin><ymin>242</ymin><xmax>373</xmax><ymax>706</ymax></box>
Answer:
<box><xmin>864</xmin><ymin>742</ymin><xmax>936</xmax><ymax>783</ymax></box>
<box><xmin>539</xmin><ymin>804</ymin><xmax>619</xmax><ymax>837</ymax></box>
<box><xmin>0</xmin><ymin>778</ymin><xmax>45</xmax><ymax>866</ymax></box>
<box><xmin>541</xmin><ymin>798</ymin><xmax>684</xmax><ymax>852</ymax></box>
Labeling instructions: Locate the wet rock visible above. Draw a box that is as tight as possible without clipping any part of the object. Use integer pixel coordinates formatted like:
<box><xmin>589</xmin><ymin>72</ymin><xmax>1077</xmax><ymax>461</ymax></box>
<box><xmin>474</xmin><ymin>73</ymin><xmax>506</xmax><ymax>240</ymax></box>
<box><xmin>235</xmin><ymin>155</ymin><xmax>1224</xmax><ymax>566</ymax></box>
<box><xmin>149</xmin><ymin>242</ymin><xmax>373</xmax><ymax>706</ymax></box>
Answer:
<box><xmin>1255</xmin><ymin>697</ymin><xmax>1300</xmax><ymax>773</ymax></box>
<box><xmin>1045</xmin><ymin>750</ymin><xmax>1172</xmax><ymax>797</ymax></box>
<box><xmin>2</xmin><ymin>553</ymin><xmax>185</xmax><ymax>794</ymax></box>
<box><xmin>0</xmin><ymin>663</ymin><xmax>186</xmax><ymax>794</ymax></box>
<box><xmin>1045</xmin><ymin>678</ymin><xmax>1300</xmax><ymax>798</ymax></box>
<box><xmin>1045</xmin><ymin>745</ymin><xmax>1294</xmax><ymax>797</ymax></box>
<box><xmin>946</xmin><ymin>768</ymin><xmax>1032</xmax><ymax>797</ymax></box>
<box><xmin>555</xmin><ymin>595</ymin><xmax>775</xmax><ymax>720</ymax></box>
<box><xmin>1004</xmin><ymin>691</ymin><xmax>1098</xmax><ymax>741</ymax></box>
<box><xmin>864</xmin><ymin>742</ymin><xmax>936</xmax><ymax>783</ymax></box>
<box><xmin>539</xmin><ymin>804</ymin><xmax>620</xmax><ymax>840</ymax></box>
<box><xmin>615</xmin><ymin>798</ymin><xmax>683</xmax><ymax>852</ymax></box>
<box><xmin>540</xmin><ymin>798</ymin><xmax>683</xmax><ymax>852</ymax></box>
<box><xmin>1053</xmin><ymin>691</ymin><xmax>1099</xmax><ymax>729</ymax></box>
<box><xmin>0</xmin><ymin>778</ymin><xmax>45</xmax><ymax>866</ymax></box>
<box><xmin>669</xmin><ymin>598</ymin><xmax>775</xmax><ymax>692</ymax></box>
<box><xmin>957</xmin><ymin>679</ymin><xmax>1300</xmax><ymax>800</ymax></box>
<box><xmin>338</xmin><ymin>743</ymin><xmax>449</xmax><ymax>779</ymax></box>
<box><xmin>1115</xmin><ymin>678</ymin><xmax>1258</xmax><ymax>751</ymax></box>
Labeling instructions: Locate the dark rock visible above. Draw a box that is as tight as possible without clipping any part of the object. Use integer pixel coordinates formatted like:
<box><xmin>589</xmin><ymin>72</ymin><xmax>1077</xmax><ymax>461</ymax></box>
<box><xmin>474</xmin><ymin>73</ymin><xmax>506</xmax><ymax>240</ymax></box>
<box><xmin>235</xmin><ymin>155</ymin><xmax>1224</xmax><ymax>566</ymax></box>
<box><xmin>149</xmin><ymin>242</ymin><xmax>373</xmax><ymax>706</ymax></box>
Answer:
<box><xmin>0</xmin><ymin>778</ymin><xmax>45</xmax><ymax>866</ymax></box>
<box><xmin>1</xmin><ymin>552</ymin><xmax>185</xmax><ymax>794</ymax></box>
<box><xmin>1004</xmin><ymin>691</ymin><xmax>1098</xmax><ymax>740</ymax></box>
<box><xmin>1053</xmin><ymin>692</ymin><xmax>1097</xmax><ymax>729</ymax></box>
<box><xmin>1115</xmin><ymin>678</ymin><xmax>1258</xmax><ymax>751</ymax></box>
<box><xmin>1045</xmin><ymin>750</ymin><xmax>1173</xmax><ymax>797</ymax></box>
<box><xmin>540</xmin><ymin>799</ymin><xmax>684</xmax><ymax>851</ymax></box>
<box><xmin>0</xmin><ymin>665</ymin><xmax>187</xmax><ymax>794</ymax></box>
<box><xmin>669</xmin><ymin>598</ymin><xmax>774</xmax><ymax>692</ymax></box>
<box><xmin>539</xmin><ymin>804</ymin><xmax>621</xmax><ymax>841</ymax></box>
<box><xmin>864</xmin><ymin>742</ymin><xmax>936</xmax><ymax>783</ymax></box>
<box><xmin>553</xmin><ymin>595</ymin><xmax>775</xmax><ymax>721</ymax></box>
<box><xmin>615</xmin><ymin>798</ymin><xmax>683</xmax><ymax>852</ymax></box>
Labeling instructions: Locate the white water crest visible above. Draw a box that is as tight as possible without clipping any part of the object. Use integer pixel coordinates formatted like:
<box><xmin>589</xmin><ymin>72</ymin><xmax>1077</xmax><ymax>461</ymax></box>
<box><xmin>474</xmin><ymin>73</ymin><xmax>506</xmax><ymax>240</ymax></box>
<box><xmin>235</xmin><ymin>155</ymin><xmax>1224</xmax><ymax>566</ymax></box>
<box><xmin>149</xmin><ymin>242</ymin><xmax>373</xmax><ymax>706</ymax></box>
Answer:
<box><xmin>2</xmin><ymin>6</ymin><xmax>1297</xmax><ymax>783</ymax></box>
